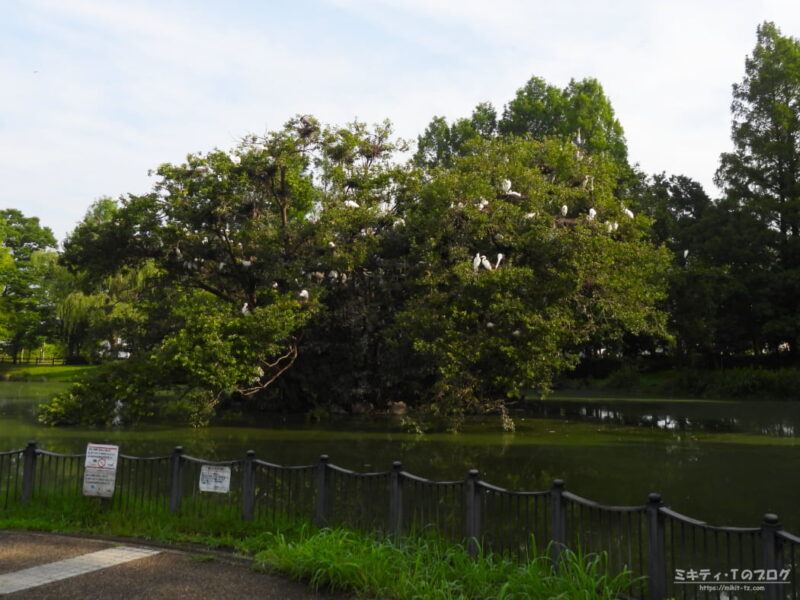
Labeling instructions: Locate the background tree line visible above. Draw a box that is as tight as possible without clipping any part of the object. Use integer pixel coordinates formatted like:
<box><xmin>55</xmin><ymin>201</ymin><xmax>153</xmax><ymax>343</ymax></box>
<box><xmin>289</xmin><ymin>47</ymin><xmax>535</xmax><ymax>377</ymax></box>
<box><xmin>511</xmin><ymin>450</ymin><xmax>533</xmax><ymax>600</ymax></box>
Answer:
<box><xmin>3</xmin><ymin>21</ymin><xmax>799</xmax><ymax>427</ymax></box>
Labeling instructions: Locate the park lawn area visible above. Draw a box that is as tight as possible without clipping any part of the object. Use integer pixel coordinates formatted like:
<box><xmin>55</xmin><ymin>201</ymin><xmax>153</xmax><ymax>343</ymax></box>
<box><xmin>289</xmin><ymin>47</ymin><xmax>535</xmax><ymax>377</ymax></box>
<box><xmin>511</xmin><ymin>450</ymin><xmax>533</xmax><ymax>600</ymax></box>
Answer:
<box><xmin>0</xmin><ymin>364</ymin><xmax>98</xmax><ymax>383</ymax></box>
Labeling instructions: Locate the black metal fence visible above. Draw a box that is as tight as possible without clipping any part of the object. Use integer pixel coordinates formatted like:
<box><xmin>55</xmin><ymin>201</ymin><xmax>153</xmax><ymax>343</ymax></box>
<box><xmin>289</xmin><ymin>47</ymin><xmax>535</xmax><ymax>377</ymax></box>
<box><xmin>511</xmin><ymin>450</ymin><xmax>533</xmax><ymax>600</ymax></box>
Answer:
<box><xmin>1</xmin><ymin>441</ymin><xmax>798</xmax><ymax>600</ymax></box>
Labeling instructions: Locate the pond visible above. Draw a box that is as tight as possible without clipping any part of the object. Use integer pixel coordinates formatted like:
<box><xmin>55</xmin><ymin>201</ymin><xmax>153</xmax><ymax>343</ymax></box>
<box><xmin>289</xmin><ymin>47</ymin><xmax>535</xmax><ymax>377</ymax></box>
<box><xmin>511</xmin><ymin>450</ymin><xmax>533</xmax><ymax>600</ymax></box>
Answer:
<box><xmin>1</xmin><ymin>382</ymin><xmax>799</xmax><ymax>532</ymax></box>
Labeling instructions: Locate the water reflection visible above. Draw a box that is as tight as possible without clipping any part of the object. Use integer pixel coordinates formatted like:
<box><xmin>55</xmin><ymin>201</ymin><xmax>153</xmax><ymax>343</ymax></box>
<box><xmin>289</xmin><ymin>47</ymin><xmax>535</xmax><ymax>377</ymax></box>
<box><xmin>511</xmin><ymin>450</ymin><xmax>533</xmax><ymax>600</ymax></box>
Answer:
<box><xmin>2</xmin><ymin>382</ymin><xmax>800</xmax><ymax>532</ymax></box>
<box><xmin>529</xmin><ymin>398</ymin><xmax>800</xmax><ymax>437</ymax></box>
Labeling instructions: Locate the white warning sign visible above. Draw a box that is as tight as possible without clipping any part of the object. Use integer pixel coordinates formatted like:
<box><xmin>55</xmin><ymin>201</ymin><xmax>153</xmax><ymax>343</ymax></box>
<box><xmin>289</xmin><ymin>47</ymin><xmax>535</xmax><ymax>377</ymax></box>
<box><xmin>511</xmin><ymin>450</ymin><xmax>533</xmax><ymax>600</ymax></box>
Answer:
<box><xmin>199</xmin><ymin>465</ymin><xmax>231</xmax><ymax>493</ymax></box>
<box><xmin>83</xmin><ymin>443</ymin><xmax>119</xmax><ymax>498</ymax></box>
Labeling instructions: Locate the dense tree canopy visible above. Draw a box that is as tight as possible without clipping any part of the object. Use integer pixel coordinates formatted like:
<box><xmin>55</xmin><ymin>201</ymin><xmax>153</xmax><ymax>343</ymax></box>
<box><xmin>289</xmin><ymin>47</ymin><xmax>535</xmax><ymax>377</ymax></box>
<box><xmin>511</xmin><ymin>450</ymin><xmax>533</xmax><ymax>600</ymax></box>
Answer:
<box><xmin>37</xmin><ymin>108</ymin><xmax>670</xmax><ymax>428</ymax></box>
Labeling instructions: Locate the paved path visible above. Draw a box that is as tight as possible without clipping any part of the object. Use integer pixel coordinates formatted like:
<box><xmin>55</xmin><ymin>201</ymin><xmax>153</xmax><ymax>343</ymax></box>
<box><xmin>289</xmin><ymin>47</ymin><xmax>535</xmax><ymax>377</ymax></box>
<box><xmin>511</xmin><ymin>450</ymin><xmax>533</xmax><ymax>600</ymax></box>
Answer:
<box><xmin>0</xmin><ymin>531</ymin><xmax>350</xmax><ymax>599</ymax></box>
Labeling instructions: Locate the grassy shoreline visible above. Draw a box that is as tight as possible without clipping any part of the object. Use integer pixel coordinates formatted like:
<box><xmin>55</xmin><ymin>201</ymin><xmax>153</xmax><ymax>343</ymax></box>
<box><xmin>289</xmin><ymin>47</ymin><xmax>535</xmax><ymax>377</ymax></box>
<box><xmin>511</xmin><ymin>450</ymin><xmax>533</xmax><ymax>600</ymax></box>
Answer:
<box><xmin>0</xmin><ymin>364</ymin><xmax>97</xmax><ymax>383</ymax></box>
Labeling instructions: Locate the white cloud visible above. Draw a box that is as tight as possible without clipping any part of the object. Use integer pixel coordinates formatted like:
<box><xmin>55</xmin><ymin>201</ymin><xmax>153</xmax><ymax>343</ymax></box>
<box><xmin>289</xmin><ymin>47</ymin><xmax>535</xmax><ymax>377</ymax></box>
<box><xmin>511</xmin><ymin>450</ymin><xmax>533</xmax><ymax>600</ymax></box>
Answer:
<box><xmin>3</xmin><ymin>0</ymin><xmax>800</xmax><ymax>240</ymax></box>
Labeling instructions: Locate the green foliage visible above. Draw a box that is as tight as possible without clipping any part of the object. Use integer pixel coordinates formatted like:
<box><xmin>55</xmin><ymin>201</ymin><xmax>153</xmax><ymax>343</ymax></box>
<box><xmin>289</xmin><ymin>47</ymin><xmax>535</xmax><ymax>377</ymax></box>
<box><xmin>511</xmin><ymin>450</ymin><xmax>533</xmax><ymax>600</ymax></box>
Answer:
<box><xmin>0</xmin><ymin>209</ymin><xmax>58</xmax><ymax>361</ymax></box>
<box><xmin>257</xmin><ymin>528</ymin><xmax>635</xmax><ymax>600</ymax></box>
<box><xmin>395</xmin><ymin>136</ymin><xmax>669</xmax><ymax>425</ymax></box>
<box><xmin>714</xmin><ymin>21</ymin><xmax>800</xmax><ymax>355</ymax></box>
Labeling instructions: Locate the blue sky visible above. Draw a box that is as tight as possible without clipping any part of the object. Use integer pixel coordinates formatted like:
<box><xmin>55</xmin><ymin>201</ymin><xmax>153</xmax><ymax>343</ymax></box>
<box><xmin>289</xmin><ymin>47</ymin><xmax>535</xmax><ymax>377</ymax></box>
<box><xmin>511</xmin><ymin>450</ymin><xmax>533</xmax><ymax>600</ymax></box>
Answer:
<box><xmin>3</xmin><ymin>0</ymin><xmax>800</xmax><ymax>243</ymax></box>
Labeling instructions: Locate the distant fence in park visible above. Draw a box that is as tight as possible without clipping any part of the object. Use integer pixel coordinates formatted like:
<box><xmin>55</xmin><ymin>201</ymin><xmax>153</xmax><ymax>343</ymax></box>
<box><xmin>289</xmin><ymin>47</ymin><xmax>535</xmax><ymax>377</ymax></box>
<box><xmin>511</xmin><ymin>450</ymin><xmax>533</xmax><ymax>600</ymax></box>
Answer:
<box><xmin>1</xmin><ymin>441</ymin><xmax>798</xmax><ymax>600</ymax></box>
<box><xmin>0</xmin><ymin>356</ymin><xmax>66</xmax><ymax>366</ymax></box>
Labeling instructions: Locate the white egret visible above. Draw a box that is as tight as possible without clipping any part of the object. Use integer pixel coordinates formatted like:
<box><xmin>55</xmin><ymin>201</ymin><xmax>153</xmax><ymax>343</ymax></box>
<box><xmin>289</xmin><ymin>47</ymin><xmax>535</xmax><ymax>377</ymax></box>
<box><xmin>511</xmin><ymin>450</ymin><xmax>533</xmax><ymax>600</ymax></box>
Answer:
<box><xmin>494</xmin><ymin>253</ymin><xmax>504</xmax><ymax>269</ymax></box>
<box><xmin>683</xmin><ymin>249</ymin><xmax>689</xmax><ymax>259</ymax></box>
<box><xmin>588</xmin><ymin>208</ymin><xmax>597</xmax><ymax>221</ymax></box>
<box><xmin>524</xmin><ymin>212</ymin><xmax>538</xmax><ymax>219</ymax></box>
<box><xmin>472</xmin><ymin>253</ymin><xmax>482</xmax><ymax>273</ymax></box>
<box><xmin>241</xmin><ymin>302</ymin><xmax>251</xmax><ymax>316</ymax></box>
<box><xmin>486</xmin><ymin>322</ymin><xmax>495</xmax><ymax>329</ymax></box>
<box><xmin>299</xmin><ymin>289</ymin><xmax>310</xmax><ymax>301</ymax></box>
<box><xmin>344</xmin><ymin>200</ymin><xmax>360</xmax><ymax>209</ymax></box>
<box><xmin>512</xmin><ymin>329</ymin><xmax>521</xmax><ymax>337</ymax></box>
<box><xmin>393</xmin><ymin>218</ymin><xmax>405</xmax><ymax>228</ymax></box>
<box><xmin>242</xmin><ymin>259</ymin><xmax>252</xmax><ymax>268</ymax></box>
<box><xmin>271</xmin><ymin>281</ymin><xmax>279</xmax><ymax>289</ymax></box>
<box><xmin>481</xmin><ymin>255</ymin><xmax>493</xmax><ymax>271</ymax></box>
<box><xmin>328</xmin><ymin>241</ymin><xmax>336</xmax><ymax>248</ymax></box>
<box><xmin>622</xmin><ymin>207</ymin><xmax>634</xmax><ymax>219</ymax></box>
<box><xmin>501</xmin><ymin>179</ymin><xmax>512</xmax><ymax>193</ymax></box>
<box><xmin>613</xmin><ymin>221</ymin><xmax>619</xmax><ymax>231</ymax></box>
<box><xmin>561</xmin><ymin>205</ymin><xmax>568</xmax><ymax>217</ymax></box>
<box><xmin>230</xmin><ymin>154</ymin><xmax>241</xmax><ymax>165</ymax></box>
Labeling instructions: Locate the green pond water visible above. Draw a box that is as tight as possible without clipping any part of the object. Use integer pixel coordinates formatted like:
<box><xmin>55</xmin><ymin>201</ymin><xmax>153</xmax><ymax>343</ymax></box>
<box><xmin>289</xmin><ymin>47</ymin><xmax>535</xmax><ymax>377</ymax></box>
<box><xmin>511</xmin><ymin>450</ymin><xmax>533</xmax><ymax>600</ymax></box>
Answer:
<box><xmin>1</xmin><ymin>382</ymin><xmax>799</xmax><ymax>532</ymax></box>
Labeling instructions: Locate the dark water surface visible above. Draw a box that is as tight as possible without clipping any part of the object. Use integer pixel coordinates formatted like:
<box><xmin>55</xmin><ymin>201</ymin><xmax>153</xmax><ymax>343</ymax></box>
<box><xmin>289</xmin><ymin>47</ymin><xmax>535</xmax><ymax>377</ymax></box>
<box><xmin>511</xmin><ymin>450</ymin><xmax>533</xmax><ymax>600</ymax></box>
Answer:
<box><xmin>1</xmin><ymin>382</ymin><xmax>799</xmax><ymax>531</ymax></box>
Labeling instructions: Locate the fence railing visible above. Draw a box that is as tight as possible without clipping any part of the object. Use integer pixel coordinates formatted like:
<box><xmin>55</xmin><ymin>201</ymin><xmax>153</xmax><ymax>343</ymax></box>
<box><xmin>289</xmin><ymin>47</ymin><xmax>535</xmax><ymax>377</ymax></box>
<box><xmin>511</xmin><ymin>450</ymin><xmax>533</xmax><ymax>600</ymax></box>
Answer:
<box><xmin>1</xmin><ymin>440</ymin><xmax>797</xmax><ymax>600</ymax></box>
<box><xmin>0</xmin><ymin>357</ymin><xmax>66</xmax><ymax>366</ymax></box>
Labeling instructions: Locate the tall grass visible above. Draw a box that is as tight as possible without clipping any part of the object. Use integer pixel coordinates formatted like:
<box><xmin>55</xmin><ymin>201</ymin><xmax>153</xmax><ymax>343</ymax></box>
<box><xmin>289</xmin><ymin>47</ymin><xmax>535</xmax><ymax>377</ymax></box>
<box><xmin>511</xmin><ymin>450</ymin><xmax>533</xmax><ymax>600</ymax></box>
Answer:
<box><xmin>1</xmin><ymin>494</ymin><xmax>638</xmax><ymax>599</ymax></box>
<box><xmin>256</xmin><ymin>527</ymin><xmax>636</xmax><ymax>599</ymax></box>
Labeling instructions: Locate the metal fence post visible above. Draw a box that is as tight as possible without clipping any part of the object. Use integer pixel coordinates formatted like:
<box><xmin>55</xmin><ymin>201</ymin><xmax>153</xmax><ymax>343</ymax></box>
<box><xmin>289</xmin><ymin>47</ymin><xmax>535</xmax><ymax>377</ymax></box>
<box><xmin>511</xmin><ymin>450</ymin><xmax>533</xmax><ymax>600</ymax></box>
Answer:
<box><xmin>465</xmin><ymin>469</ymin><xmax>481</xmax><ymax>557</ymax></box>
<box><xmin>21</xmin><ymin>441</ymin><xmax>37</xmax><ymax>505</ymax></box>
<box><xmin>761</xmin><ymin>513</ymin><xmax>781</xmax><ymax>600</ymax></box>
<box><xmin>646</xmin><ymin>492</ymin><xmax>666</xmax><ymax>600</ymax></box>
<box><xmin>550</xmin><ymin>479</ymin><xmax>567</xmax><ymax>569</ymax></box>
<box><xmin>314</xmin><ymin>454</ymin><xmax>330</xmax><ymax>527</ymax></box>
<box><xmin>169</xmin><ymin>446</ymin><xmax>184</xmax><ymax>514</ymax></box>
<box><xmin>389</xmin><ymin>461</ymin><xmax>403</xmax><ymax>538</ymax></box>
<box><xmin>242</xmin><ymin>450</ymin><xmax>256</xmax><ymax>522</ymax></box>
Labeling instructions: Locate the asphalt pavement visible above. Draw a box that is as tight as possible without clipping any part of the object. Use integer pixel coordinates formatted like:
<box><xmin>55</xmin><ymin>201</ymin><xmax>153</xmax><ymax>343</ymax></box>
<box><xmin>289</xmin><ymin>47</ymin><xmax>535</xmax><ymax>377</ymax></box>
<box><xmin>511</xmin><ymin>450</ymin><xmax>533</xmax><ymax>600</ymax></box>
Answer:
<box><xmin>0</xmin><ymin>531</ymin><xmax>350</xmax><ymax>599</ymax></box>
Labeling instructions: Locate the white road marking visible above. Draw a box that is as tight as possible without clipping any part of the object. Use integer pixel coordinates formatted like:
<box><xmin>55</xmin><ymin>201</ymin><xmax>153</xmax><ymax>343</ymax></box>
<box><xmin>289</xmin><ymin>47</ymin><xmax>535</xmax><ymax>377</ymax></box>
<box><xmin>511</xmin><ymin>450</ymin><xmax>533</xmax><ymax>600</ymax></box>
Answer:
<box><xmin>0</xmin><ymin>546</ymin><xmax>160</xmax><ymax>594</ymax></box>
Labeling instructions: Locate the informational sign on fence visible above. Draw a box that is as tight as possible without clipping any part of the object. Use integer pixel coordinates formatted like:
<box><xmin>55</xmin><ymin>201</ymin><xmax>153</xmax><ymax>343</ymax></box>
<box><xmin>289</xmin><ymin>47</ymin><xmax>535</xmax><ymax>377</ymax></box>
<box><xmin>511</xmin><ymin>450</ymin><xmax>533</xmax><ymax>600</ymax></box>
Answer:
<box><xmin>199</xmin><ymin>465</ymin><xmax>231</xmax><ymax>493</ymax></box>
<box><xmin>83</xmin><ymin>443</ymin><xmax>119</xmax><ymax>498</ymax></box>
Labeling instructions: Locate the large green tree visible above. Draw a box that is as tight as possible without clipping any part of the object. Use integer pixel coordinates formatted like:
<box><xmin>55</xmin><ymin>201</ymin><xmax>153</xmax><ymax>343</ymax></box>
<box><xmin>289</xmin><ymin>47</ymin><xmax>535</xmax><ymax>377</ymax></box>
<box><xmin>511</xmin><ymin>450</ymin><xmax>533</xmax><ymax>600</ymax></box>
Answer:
<box><xmin>715</xmin><ymin>21</ymin><xmax>800</xmax><ymax>356</ymax></box>
<box><xmin>0</xmin><ymin>209</ymin><xmax>57</xmax><ymax>362</ymax></box>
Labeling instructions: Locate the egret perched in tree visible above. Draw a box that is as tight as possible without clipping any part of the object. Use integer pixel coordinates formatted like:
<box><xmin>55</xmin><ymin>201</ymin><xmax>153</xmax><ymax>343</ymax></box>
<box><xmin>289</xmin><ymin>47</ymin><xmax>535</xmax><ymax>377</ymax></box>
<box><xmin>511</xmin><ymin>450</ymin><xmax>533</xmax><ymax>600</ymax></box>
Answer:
<box><xmin>683</xmin><ymin>249</ymin><xmax>689</xmax><ymax>259</ymax></box>
<box><xmin>472</xmin><ymin>253</ymin><xmax>482</xmax><ymax>273</ymax></box>
<box><xmin>622</xmin><ymin>206</ymin><xmax>634</xmax><ymax>219</ymax></box>
<box><xmin>230</xmin><ymin>154</ymin><xmax>241</xmax><ymax>166</ymax></box>
<box><xmin>476</xmin><ymin>198</ymin><xmax>489</xmax><ymax>211</ymax></box>
<box><xmin>502</xmin><ymin>179</ymin><xmax>512</xmax><ymax>193</ymax></box>
<box><xmin>588</xmin><ymin>208</ymin><xmax>597</xmax><ymax>221</ymax></box>
<box><xmin>299</xmin><ymin>289</ymin><xmax>309</xmax><ymax>302</ymax></box>
<box><xmin>494</xmin><ymin>253</ymin><xmax>504</xmax><ymax>269</ymax></box>
<box><xmin>242</xmin><ymin>259</ymin><xmax>252</xmax><ymax>268</ymax></box>
<box><xmin>481</xmin><ymin>255</ymin><xmax>493</xmax><ymax>271</ymax></box>
<box><xmin>344</xmin><ymin>200</ymin><xmax>360</xmax><ymax>209</ymax></box>
<box><xmin>524</xmin><ymin>212</ymin><xmax>538</xmax><ymax>219</ymax></box>
<box><xmin>241</xmin><ymin>302</ymin><xmax>250</xmax><ymax>316</ymax></box>
<box><xmin>392</xmin><ymin>218</ymin><xmax>405</xmax><ymax>228</ymax></box>
<box><xmin>561</xmin><ymin>205</ymin><xmax>568</xmax><ymax>217</ymax></box>
<box><xmin>328</xmin><ymin>241</ymin><xmax>336</xmax><ymax>248</ymax></box>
